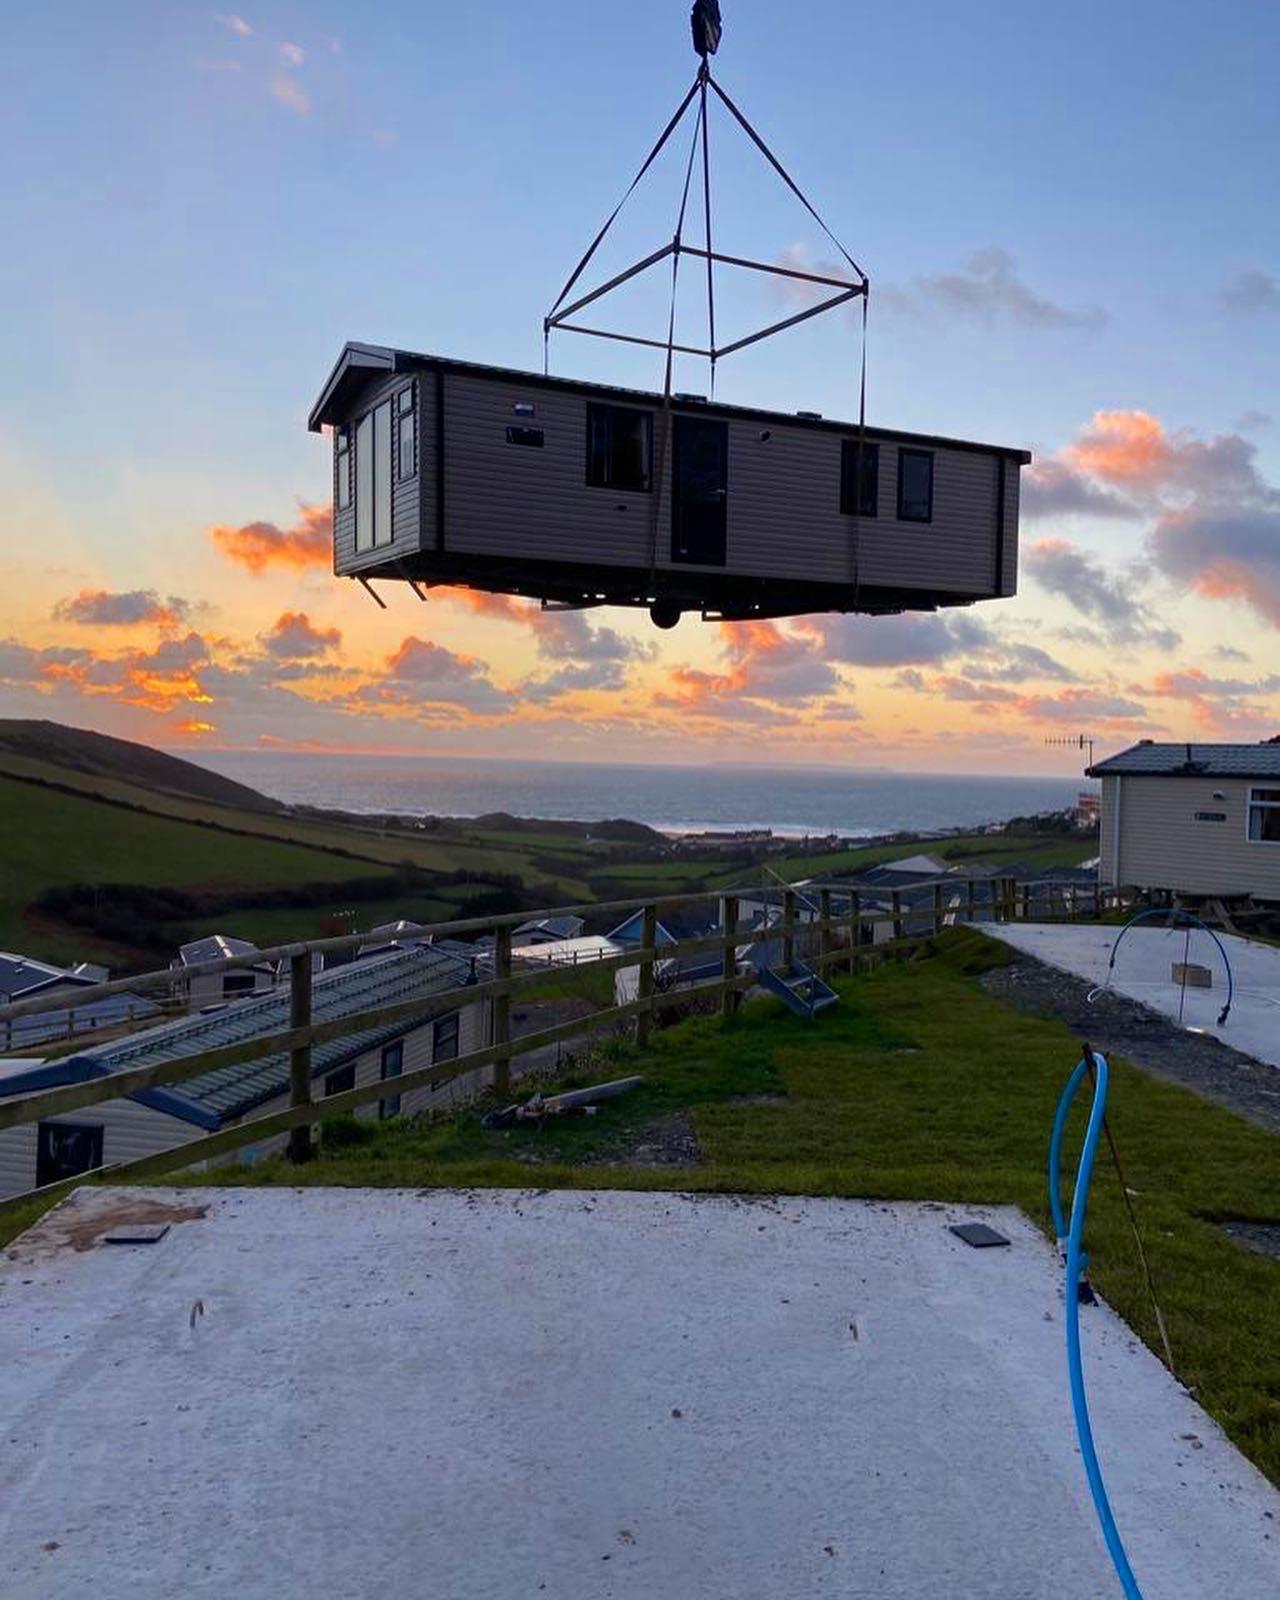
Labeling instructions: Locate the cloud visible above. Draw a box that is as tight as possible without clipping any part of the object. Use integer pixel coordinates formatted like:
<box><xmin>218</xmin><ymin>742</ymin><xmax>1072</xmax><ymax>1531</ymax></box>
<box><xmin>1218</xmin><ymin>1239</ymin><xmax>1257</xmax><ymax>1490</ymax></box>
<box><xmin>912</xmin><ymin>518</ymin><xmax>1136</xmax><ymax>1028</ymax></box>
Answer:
<box><xmin>279</xmin><ymin>42</ymin><xmax>305</xmax><ymax>66</ymax></box>
<box><xmin>1218</xmin><ymin>270</ymin><xmax>1280</xmax><ymax>316</ymax></box>
<box><xmin>260</xmin><ymin>611</ymin><xmax>342</xmax><ymax>659</ymax></box>
<box><xmin>364</xmin><ymin>637</ymin><xmax>510</xmax><ymax>715</ymax></box>
<box><xmin>1024</xmin><ymin>538</ymin><xmax>1179</xmax><ymax>649</ymax></box>
<box><xmin>534</xmin><ymin>609</ymin><xmax>653</xmax><ymax>664</ymax></box>
<box><xmin>808</xmin><ymin>611</ymin><xmax>993</xmax><ymax>667</ymax></box>
<box><xmin>270</xmin><ymin>74</ymin><xmax>311</xmax><ymax>113</ymax></box>
<box><xmin>1151</xmin><ymin>506</ymin><xmax>1280</xmax><ymax>627</ymax></box>
<box><xmin>660</xmin><ymin>620</ymin><xmax>841</xmax><ymax>713</ymax></box>
<box><xmin>215</xmin><ymin>13</ymin><xmax>252</xmax><ymax>36</ymax></box>
<box><xmin>1014</xmin><ymin>688</ymin><xmax>1149</xmax><ymax>723</ymax></box>
<box><xmin>523</xmin><ymin>662</ymin><xmax>629</xmax><ymax>701</ymax></box>
<box><xmin>1212</xmin><ymin>643</ymin><xmax>1251</xmax><ymax>663</ymax></box>
<box><xmin>52</xmin><ymin>589</ymin><xmax>191</xmax><ymax>629</ymax></box>
<box><xmin>209</xmin><ymin>502</ymin><xmax>330</xmax><ymax>573</ymax></box>
<box><xmin>1236</xmin><ymin>410</ymin><xmax>1272</xmax><ymax>432</ymax></box>
<box><xmin>879</xmin><ymin>248</ymin><xmax>1106</xmax><ymax>330</ymax></box>
<box><xmin>1061</xmin><ymin>409</ymin><xmax>1268</xmax><ymax>502</ymax></box>
<box><xmin>1021</xmin><ymin>458</ymin><xmax>1140</xmax><ymax>521</ymax></box>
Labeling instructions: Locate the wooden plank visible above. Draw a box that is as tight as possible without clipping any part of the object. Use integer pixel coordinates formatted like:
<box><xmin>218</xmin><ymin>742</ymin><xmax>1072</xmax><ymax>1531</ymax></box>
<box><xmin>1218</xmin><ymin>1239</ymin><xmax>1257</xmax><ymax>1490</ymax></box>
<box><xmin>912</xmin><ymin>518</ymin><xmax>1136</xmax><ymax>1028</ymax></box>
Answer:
<box><xmin>636</xmin><ymin>905</ymin><xmax>657</xmax><ymax>1047</ymax></box>
<box><xmin>492</xmin><ymin>927</ymin><xmax>512</xmax><ymax>1101</ymax></box>
<box><xmin>286</xmin><ymin>952</ymin><xmax>313</xmax><ymax>1165</ymax></box>
<box><xmin>721</xmin><ymin>896</ymin><xmax>738</xmax><ymax>1020</ymax></box>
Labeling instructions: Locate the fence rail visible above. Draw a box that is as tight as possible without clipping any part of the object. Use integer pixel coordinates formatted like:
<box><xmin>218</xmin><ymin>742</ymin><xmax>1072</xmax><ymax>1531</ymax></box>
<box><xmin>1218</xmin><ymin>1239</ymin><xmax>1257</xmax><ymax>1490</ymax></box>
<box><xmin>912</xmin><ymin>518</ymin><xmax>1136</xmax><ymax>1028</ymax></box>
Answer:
<box><xmin>0</xmin><ymin>875</ymin><xmax>1131</xmax><ymax>1218</ymax></box>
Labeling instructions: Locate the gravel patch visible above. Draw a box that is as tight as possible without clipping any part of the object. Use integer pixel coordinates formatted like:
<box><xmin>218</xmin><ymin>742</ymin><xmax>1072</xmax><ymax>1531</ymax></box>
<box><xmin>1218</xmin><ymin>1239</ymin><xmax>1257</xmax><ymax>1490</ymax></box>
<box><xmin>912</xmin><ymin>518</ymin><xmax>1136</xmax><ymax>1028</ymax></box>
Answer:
<box><xmin>1217</xmin><ymin>1220</ymin><xmax>1280</xmax><ymax>1261</ymax></box>
<box><xmin>588</xmin><ymin>1111</ymin><xmax>703</xmax><ymax>1169</ymax></box>
<box><xmin>981</xmin><ymin>954</ymin><xmax>1280</xmax><ymax>1135</ymax></box>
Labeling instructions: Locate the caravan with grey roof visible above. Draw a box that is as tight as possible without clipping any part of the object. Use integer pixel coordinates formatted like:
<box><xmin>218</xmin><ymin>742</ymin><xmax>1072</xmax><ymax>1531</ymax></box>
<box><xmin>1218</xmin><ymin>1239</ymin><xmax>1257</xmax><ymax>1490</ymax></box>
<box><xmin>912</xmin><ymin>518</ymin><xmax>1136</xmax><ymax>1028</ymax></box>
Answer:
<box><xmin>1090</xmin><ymin>741</ymin><xmax>1280</xmax><ymax>900</ymax></box>
<box><xmin>309</xmin><ymin>345</ymin><xmax>1029</xmax><ymax>629</ymax></box>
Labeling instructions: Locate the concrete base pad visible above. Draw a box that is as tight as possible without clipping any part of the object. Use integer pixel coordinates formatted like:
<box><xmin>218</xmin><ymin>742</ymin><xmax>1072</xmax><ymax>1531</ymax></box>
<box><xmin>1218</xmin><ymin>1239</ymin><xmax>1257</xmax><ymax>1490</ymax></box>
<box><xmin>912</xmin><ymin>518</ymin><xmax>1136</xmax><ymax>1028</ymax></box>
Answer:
<box><xmin>2</xmin><ymin>1186</ymin><xmax>1277</xmax><ymax>1599</ymax></box>
<box><xmin>980</xmin><ymin>921</ymin><xmax>1280</xmax><ymax>1069</ymax></box>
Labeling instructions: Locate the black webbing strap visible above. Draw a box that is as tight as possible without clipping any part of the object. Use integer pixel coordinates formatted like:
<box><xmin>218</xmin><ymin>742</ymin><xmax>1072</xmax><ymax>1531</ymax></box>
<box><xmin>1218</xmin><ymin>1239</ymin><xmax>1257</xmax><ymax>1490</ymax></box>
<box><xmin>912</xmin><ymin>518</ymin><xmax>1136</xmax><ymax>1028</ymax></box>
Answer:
<box><xmin>698</xmin><ymin>74</ymin><xmax>716</xmax><ymax>394</ymax></box>
<box><xmin>546</xmin><ymin>73</ymin><xmax>703</xmax><ymax>328</ymax></box>
<box><xmin>707</xmin><ymin>75</ymin><xmax>867</xmax><ymax>286</ymax></box>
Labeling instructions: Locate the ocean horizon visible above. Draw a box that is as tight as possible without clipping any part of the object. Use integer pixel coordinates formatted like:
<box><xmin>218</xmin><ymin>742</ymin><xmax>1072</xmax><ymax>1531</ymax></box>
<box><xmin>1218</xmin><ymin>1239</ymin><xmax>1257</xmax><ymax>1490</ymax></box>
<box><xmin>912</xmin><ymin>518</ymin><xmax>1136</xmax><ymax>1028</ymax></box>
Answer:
<box><xmin>196</xmin><ymin>750</ymin><xmax>1092</xmax><ymax>840</ymax></box>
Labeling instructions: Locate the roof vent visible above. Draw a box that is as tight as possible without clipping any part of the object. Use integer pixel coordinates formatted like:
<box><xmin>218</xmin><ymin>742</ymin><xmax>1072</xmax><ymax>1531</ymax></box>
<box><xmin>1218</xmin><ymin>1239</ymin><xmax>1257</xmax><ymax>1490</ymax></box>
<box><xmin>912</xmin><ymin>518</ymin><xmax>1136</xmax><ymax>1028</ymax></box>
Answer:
<box><xmin>795</xmin><ymin>409</ymin><xmax>823</xmax><ymax>420</ymax></box>
<box><xmin>673</xmin><ymin>392</ymin><xmax>707</xmax><ymax>404</ymax></box>
<box><xmin>1138</xmin><ymin>738</ymin><xmax>1154</xmax><ymax>745</ymax></box>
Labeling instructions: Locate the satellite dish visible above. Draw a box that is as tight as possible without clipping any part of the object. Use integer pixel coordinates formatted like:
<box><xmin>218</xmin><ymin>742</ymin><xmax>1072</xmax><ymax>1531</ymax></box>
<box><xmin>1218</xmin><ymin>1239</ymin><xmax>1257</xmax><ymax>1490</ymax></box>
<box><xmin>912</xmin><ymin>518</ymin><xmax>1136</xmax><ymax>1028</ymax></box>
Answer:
<box><xmin>691</xmin><ymin>0</ymin><xmax>722</xmax><ymax>58</ymax></box>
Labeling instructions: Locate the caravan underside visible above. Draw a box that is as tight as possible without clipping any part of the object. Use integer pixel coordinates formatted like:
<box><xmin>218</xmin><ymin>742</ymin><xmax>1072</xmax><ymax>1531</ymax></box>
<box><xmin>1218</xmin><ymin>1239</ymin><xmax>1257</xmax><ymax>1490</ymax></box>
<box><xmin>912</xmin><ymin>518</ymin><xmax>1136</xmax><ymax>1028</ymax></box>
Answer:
<box><xmin>346</xmin><ymin>547</ymin><xmax>986</xmax><ymax>626</ymax></box>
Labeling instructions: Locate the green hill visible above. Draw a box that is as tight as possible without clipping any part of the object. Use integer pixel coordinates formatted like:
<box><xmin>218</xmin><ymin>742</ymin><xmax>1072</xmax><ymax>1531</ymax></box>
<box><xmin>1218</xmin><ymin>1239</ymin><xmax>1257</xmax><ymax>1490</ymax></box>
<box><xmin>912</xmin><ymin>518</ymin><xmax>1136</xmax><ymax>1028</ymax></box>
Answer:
<box><xmin>0</xmin><ymin>720</ymin><xmax>279</xmax><ymax>814</ymax></box>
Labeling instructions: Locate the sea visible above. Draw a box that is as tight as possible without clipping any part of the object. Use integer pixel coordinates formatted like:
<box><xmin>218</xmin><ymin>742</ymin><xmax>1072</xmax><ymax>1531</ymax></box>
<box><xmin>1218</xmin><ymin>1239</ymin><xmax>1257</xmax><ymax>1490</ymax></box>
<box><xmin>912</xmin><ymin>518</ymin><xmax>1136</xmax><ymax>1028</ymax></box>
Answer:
<box><xmin>198</xmin><ymin>751</ymin><xmax>1090</xmax><ymax>840</ymax></box>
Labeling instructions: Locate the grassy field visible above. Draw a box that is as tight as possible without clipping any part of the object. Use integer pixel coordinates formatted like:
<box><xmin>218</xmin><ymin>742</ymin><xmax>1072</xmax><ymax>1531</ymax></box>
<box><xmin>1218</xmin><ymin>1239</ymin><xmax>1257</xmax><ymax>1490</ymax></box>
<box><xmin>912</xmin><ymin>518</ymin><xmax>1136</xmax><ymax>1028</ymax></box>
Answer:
<box><xmin>0</xmin><ymin>774</ymin><xmax>405</xmax><ymax>964</ymax></box>
<box><xmin>0</xmin><ymin>756</ymin><xmax>589</xmax><ymax>890</ymax></box>
<box><xmin>159</xmin><ymin>929</ymin><xmax>1280</xmax><ymax>1486</ymax></box>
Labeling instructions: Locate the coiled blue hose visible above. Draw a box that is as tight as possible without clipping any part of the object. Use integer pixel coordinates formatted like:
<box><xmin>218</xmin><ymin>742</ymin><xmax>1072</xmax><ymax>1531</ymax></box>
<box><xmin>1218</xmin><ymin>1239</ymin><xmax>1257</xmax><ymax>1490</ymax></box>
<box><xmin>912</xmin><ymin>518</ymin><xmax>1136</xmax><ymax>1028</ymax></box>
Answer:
<box><xmin>1048</xmin><ymin>1050</ymin><xmax>1145</xmax><ymax>1599</ymax></box>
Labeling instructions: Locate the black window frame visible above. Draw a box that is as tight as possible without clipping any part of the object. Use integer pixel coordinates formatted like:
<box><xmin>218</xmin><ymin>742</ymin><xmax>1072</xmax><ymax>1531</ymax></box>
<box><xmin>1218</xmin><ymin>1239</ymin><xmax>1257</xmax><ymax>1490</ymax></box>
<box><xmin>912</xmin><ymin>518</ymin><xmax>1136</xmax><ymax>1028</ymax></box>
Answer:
<box><xmin>325</xmin><ymin>1062</ymin><xmax>356</xmax><ymax>1097</ymax></box>
<box><xmin>586</xmin><ymin>403</ymin><xmax>653</xmax><ymax>493</ymax></box>
<box><xmin>336</xmin><ymin>426</ymin><xmax>351</xmax><ymax>511</ymax></box>
<box><xmin>840</xmin><ymin>439</ymin><xmax>880</xmax><ymax>518</ymax></box>
<box><xmin>1247</xmin><ymin>787</ymin><xmax>1280</xmax><ymax>844</ymax></box>
<box><xmin>396</xmin><ymin>384</ymin><xmax>416</xmax><ymax>483</ymax></box>
<box><xmin>36</xmin><ymin>1120</ymin><xmax>104</xmax><ymax>1188</ymax></box>
<box><xmin>897</xmin><ymin>448</ymin><xmax>934</xmax><ymax>524</ymax></box>
<box><xmin>379</xmin><ymin>1040</ymin><xmax>404</xmax><ymax>1119</ymax></box>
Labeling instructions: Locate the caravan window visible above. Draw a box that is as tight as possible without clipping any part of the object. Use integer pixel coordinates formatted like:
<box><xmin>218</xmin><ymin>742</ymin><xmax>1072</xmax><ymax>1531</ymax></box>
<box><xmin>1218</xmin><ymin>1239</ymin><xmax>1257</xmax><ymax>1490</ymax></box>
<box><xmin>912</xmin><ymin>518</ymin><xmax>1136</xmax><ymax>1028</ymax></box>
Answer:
<box><xmin>355</xmin><ymin>413</ymin><xmax>374</xmax><ymax>550</ymax></box>
<box><xmin>336</xmin><ymin>428</ymin><xmax>351</xmax><ymax>510</ymax></box>
<box><xmin>586</xmin><ymin>405</ymin><xmax>652</xmax><ymax>492</ymax></box>
<box><xmin>379</xmin><ymin>1040</ymin><xmax>404</xmax><ymax>1118</ymax></box>
<box><xmin>1247</xmin><ymin>788</ymin><xmax>1280</xmax><ymax>843</ymax></box>
<box><xmin>897</xmin><ymin>448</ymin><xmax>934</xmax><ymax>523</ymax></box>
<box><xmin>397</xmin><ymin>385</ymin><xmax>416</xmax><ymax>481</ymax></box>
<box><xmin>840</xmin><ymin>440</ymin><xmax>879</xmax><ymax>517</ymax></box>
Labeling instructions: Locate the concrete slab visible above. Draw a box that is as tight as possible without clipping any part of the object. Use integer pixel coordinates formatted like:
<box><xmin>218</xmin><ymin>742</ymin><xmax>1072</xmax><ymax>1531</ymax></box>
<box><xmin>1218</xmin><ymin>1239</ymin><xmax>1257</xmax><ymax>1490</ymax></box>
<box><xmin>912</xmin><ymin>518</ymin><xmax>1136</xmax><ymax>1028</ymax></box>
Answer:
<box><xmin>980</xmin><ymin>921</ymin><xmax>1280</xmax><ymax>1068</ymax></box>
<box><xmin>2</xmin><ymin>1186</ymin><xmax>1277</xmax><ymax>1600</ymax></box>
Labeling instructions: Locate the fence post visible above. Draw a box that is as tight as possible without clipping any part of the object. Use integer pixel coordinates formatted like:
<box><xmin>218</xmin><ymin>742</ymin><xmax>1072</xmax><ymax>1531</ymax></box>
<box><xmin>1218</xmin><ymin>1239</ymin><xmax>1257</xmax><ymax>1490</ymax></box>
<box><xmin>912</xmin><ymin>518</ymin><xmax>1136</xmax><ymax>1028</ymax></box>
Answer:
<box><xmin>637</xmin><ymin>903</ymin><xmax>657</xmax><ymax>1047</ymax></box>
<box><xmin>287</xmin><ymin>950</ymin><xmax>313</xmax><ymax>1164</ymax></box>
<box><xmin>818</xmin><ymin>888</ymin><xmax>832</xmax><ymax>975</ymax></box>
<box><xmin>722</xmin><ymin>894</ymin><xmax>738</xmax><ymax>1020</ymax></box>
<box><xmin>848</xmin><ymin>891</ymin><xmax>861</xmax><ymax>972</ymax></box>
<box><xmin>966</xmin><ymin>877</ymin><xmax>977</xmax><ymax>924</ymax></box>
<box><xmin>891</xmin><ymin>890</ymin><xmax>903</xmax><ymax>941</ymax></box>
<box><xmin>783</xmin><ymin>890</ymin><xmax>796</xmax><ymax>971</ymax></box>
<box><xmin>932</xmin><ymin>883</ymin><xmax>944</xmax><ymax>936</ymax></box>
<box><xmin>492</xmin><ymin>925</ymin><xmax>512</xmax><ymax>1102</ymax></box>
<box><xmin>1018</xmin><ymin>883</ymin><xmax>1029</xmax><ymax>921</ymax></box>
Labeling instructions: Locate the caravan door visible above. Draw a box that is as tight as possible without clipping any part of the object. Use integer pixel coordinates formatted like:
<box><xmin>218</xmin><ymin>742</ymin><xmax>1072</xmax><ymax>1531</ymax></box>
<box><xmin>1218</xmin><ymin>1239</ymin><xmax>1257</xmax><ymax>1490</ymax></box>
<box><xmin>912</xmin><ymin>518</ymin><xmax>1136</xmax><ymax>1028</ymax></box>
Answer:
<box><xmin>672</xmin><ymin>416</ymin><xmax>728</xmax><ymax>566</ymax></box>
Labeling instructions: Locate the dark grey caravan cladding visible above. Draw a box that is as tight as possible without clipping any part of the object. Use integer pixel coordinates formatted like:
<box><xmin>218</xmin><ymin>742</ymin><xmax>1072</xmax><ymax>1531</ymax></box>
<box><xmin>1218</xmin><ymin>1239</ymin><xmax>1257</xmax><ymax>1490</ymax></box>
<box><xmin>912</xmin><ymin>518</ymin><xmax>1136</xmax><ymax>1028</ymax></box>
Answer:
<box><xmin>310</xmin><ymin>344</ymin><xmax>1029</xmax><ymax>629</ymax></box>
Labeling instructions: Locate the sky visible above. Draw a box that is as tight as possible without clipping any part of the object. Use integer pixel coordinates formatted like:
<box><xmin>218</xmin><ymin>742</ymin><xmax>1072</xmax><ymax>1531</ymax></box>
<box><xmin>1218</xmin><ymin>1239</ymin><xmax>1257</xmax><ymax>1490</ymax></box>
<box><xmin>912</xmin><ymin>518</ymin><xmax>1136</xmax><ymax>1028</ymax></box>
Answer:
<box><xmin>1</xmin><ymin>0</ymin><xmax>1278</xmax><ymax>777</ymax></box>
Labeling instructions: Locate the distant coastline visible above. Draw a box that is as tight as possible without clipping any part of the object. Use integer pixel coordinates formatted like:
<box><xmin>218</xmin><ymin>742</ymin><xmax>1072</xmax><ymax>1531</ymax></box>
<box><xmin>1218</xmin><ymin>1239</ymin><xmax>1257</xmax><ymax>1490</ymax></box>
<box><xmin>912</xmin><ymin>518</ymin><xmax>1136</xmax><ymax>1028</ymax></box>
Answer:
<box><xmin>196</xmin><ymin>750</ymin><xmax>1092</xmax><ymax>841</ymax></box>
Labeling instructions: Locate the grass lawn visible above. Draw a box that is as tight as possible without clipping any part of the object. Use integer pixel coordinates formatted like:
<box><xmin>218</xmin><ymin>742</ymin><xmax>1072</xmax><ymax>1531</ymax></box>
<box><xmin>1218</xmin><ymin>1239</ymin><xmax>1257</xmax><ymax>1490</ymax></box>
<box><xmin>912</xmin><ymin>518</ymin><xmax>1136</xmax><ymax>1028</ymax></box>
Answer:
<box><xmin>148</xmin><ymin>928</ymin><xmax>1280</xmax><ymax>1485</ymax></box>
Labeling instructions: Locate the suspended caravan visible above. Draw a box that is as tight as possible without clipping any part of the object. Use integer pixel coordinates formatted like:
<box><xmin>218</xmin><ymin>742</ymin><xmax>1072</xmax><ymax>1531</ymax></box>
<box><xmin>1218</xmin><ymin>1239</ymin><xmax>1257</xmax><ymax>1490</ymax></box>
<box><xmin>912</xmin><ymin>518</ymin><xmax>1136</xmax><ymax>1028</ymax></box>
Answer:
<box><xmin>309</xmin><ymin>344</ymin><xmax>1028</xmax><ymax>628</ymax></box>
<box><xmin>309</xmin><ymin>8</ymin><xmax>1029</xmax><ymax>627</ymax></box>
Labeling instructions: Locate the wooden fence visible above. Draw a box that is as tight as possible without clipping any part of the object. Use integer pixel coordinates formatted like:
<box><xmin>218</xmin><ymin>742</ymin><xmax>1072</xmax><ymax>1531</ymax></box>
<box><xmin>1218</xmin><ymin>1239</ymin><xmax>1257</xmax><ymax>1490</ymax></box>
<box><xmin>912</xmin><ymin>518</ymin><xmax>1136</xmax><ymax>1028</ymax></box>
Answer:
<box><xmin>0</xmin><ymin>875</ymin><xmax>1131</xmax><ymax>1217</ymax></box>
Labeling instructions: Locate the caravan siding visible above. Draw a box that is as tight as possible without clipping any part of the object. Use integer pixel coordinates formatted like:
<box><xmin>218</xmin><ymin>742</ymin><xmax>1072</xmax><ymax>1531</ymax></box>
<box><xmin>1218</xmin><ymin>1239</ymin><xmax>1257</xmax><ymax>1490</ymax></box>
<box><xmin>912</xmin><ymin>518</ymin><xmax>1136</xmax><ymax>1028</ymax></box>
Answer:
<box><xmin>0</xmin><ymin>1097</ymin><xmax>194</xmax><ymax>1202</ymax></box>
<box><xmin>1101</xmin><ymin>775</ymin><xmax>1280</xmax><ymax>898</ymax></box>
<box><xmin>438</xmin><ymin>370</ymin><xmax>1010</xmax><ymax>593</ymax></box>
<box><xmin>332</xmin><ymin>371</ymin><xmax>430</xmax><ymax>572</ymax></box>
<box><xmin>231</xmin><ymin>997</ymin><xmax>492</xmax><ymax>1163</ymax></box>
<box><xmin>443</xmin><ymin>373</ymin><xmax>658</xmax><ymax>570</ymax></box>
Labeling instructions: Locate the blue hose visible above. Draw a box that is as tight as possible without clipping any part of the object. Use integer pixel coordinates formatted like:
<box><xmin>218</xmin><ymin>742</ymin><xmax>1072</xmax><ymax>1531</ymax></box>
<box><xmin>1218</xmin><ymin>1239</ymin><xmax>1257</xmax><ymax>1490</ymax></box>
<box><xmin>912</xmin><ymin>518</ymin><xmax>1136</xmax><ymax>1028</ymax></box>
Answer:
<box><xmin>1048</xmin><ymin>1050</ymin><xmax>1145</xmax><ymax>1599</ymax></box>
<box><xmin>1101</xmin><ymin>907</ymin><xmax>1233</xmax><ymax>1025</ymax></box>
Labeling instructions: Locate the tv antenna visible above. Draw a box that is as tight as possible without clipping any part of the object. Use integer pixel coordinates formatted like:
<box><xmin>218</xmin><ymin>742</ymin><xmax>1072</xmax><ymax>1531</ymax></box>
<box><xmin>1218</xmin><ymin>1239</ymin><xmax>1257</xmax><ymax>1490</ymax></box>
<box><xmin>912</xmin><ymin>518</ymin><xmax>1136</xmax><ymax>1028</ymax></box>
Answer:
<box><xmin>1045</xmin><ymin>734</ymin><xmax>1096</xmax><ymax>770</ymax></box>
